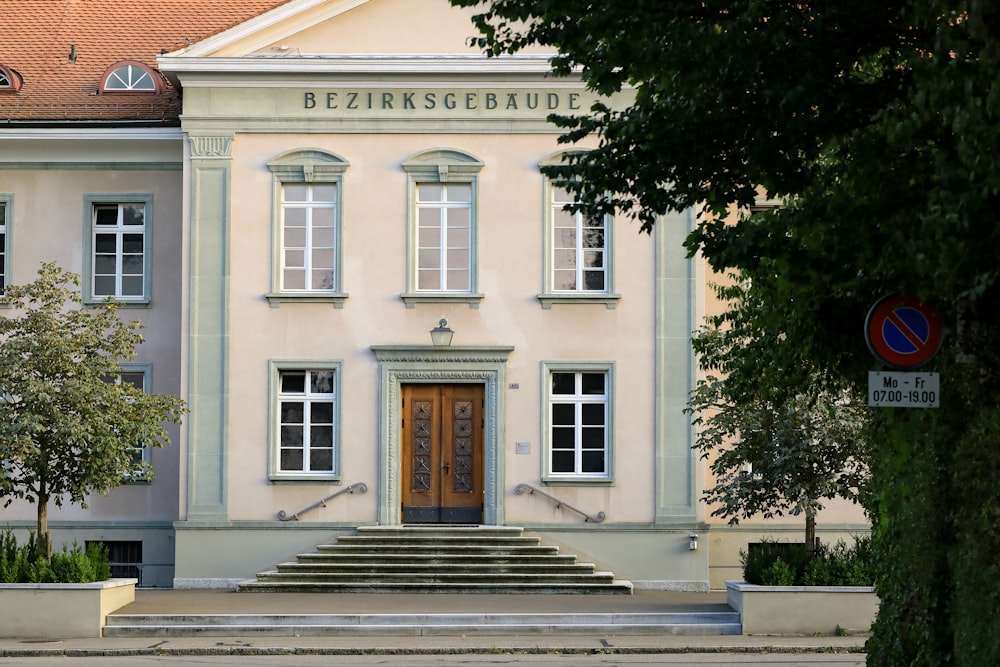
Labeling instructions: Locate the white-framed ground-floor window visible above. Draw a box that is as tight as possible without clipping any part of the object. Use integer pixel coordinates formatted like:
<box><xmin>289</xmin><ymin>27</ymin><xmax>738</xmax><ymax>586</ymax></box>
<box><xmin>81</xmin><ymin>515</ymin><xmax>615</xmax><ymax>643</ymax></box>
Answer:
<box><xmin>269</xmin><ymin>361</ymin><xmax>342</xmax><ymax>481</ymax></box>
<box><xmin>542</xmin><ymin>362</ymin><xmax>615</xmax><ymax>484</ymax></box>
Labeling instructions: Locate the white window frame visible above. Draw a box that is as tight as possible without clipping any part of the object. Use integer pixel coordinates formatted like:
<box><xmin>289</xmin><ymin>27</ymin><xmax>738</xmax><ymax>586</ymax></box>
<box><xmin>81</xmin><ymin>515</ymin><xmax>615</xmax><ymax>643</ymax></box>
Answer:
<box><xmin>0</xmin><ymin>65</ymin><xmax>22</xmax><ymax>92</ymax></box>
<box><xmin>541</xmin><ymin>361</ymin><xmax>615</xmax><ymax>484</ymax></box>
<box><xmin>269</xmin><ymin>360</ymin><xmax>343</xmax><ymax>482</ymax></box>
<box><xmin>112</xmin><ymin>364</ymin><xmax>153</xmax><ymax>483</ymax></box>
<box><xmin>100</xmin><ymin>61</ymin><xmax>161</xmax><ymax>93</ymax></box>
<box><xmin>84</xmin><ymin>194</ymin><xmax>152</xmax><ymax>305</ymax></box>
<box><xmin>401</xmin><ymin>149</ymin><xmax>484</xmax><ymax>308</ymax></box>
<box><xmin>266</xmin><ymin>149</ymin><xmax>349</xmax><ymax>308</ymax></box>
<box><xmin>538</xmin><ymin>152</ymin><xmax>619</xmax><ymax>309</ymax></box>
<box><xmin>0</xmin><ymin>195</ymin><xmax>10</xmax><ymax>297</ymax></box>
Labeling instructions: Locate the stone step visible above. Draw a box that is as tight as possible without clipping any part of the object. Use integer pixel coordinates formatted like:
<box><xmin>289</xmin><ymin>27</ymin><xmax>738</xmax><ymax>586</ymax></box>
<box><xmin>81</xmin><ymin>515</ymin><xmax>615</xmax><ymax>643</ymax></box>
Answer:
<box><xmin>330</xmin><ymin>535</ymin><xmax>544</xmax><ymax>548</ymax></box>
<box><xmin>271</xmin><ymin>562</ymin><xmax>597</xmax><ymax>575</ymax></box>
<box><xmin>356</xmin><ymin>525</ymin><xmax>528</xmax><ymax>537</ymax></box>
<box><xmin>237</xmin><ymin>580</ymin><xmax>635</xmax><ymax>594</ymax></box>
<box><xmin>315</xmin><ymin>544</ymin><xmax>560</xmax><ymax>556</ymax></box>
<box><xmin>295</xmin><ymin>553</ymin><xmax>579</xmax><ymax>565</ymax></box>
<box><xmin>104</xmin><ymin>610</ymin><xmax>740</xmax><ymax>637</ymax></box>
<box><xmin>252</xmin><ymin>571</ymin><xmax>615</xmax><ymax>585</ymax></box>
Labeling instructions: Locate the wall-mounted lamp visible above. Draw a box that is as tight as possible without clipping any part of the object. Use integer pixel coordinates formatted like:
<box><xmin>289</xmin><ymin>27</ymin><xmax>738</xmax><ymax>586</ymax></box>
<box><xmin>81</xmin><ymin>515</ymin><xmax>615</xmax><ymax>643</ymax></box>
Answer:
<box><xmin>430</xmin><ymin>318</ymin><xmax>454</xmax><ymax>346</ymax></box>
<box><xmin>689</xmin><ymin>533</ymin><xmax>699</xmax><ymax>551</ymax></box>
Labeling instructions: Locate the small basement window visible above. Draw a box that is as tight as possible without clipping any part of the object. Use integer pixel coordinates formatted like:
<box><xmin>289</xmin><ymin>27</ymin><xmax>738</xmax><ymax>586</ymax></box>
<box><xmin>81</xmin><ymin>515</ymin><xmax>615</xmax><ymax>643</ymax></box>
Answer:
<box><xmin>100</xmin><ymin>61</ymin><xmax>162</xmax><ymax>93</ymax></box>
<box><xmin>87</xmin><ymin>540</ymin><xmax>143</xmax><ymax>584</ymax></box>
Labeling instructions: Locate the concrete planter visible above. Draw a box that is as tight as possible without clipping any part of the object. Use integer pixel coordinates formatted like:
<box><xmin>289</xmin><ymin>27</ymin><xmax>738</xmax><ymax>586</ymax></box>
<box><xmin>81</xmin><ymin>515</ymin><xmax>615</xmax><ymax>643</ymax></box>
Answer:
<box><xmin>726</xmin><ymin>580</ymin><xmax>878</xmax><ymax>635</ymax></box>
<box><xmin>0</xmin><ymin>578</ymin><xmax>136</xmax><ymax>639</ymax></box>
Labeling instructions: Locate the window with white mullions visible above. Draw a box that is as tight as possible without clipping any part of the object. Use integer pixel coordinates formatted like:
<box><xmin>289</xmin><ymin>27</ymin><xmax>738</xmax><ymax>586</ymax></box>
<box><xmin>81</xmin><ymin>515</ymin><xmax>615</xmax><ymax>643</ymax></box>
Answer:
<box><xmin>92</xmin><ymin>203</ymin><xmax>146</xmax><ymax>300</ymax></box>
<box><xmin>278</xmin><ymin>370</ymin><xmax>336</xmax><ymax>474</ymax></box>
<box><xmin>104</xmin><ymin>367</ymin><xmax>152</xmax><ymax>481</ymax></box>
<box><xmin>0</xmin><ymin>199</ymin><xmax>7</xmax><ymax>294</ymax></box>
<box><xmin>280</xmin><ymin>184</ymin><xmax>337</xmax><ymax>291</ymax></box>
<box><xmin>548</xmin><ymin>370</ymin><xmax>609</xmax><ymax>477</ymax></box>
<box><xmin>416</xmin><ymin>183</ymin><xmax>472</xmax><ymax>292</ymax></box>
<box><xmin>104</xmin><ymin>64</ymin><xmax>155</xmax><ymax>91</ymax></box>
<box><xmin>551</xmin><ymin>186</ymin><xmax>607</xmax><ymax>292</ymax></box>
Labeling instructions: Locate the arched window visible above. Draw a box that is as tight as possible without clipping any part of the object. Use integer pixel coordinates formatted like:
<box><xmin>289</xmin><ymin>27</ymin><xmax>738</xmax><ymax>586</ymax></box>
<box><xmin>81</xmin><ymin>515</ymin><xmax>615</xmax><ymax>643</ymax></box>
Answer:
<box><xmin>0</xmin><ymin>65</ymin><xmax>23</xmax><ymax>93</ymax></box>
<box><xmin>100</xmin><ymin>61</ymin><xmax>162</xmax><ymax>93</ymax></box>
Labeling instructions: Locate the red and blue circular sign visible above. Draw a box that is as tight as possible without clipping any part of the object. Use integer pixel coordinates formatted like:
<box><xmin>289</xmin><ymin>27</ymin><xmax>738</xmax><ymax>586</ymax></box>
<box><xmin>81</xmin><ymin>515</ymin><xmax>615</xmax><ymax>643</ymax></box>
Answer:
<box><xmin>865</xmin><ymin>295</ymin><xmax>942</xmax><ymax>369</ymax></box>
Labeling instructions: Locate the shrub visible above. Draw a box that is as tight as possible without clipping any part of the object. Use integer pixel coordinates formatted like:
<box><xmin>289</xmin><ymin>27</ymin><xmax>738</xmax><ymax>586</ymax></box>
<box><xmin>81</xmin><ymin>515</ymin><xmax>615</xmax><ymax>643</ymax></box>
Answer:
<box><xmin>741</xmin><ymin>536</ymin><xmax>874</xmax><ymax>586</ymax></box>
<box><xmin>0</xmin><ymin>530</ymin><xmax>111</xmax><ymax>584</ymax></box>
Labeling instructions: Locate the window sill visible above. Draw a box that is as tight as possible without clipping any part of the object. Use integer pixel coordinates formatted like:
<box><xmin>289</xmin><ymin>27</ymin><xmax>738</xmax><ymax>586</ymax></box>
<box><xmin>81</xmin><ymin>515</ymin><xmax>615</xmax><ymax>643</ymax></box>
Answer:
<box><xmin>542</xmin><ymin>477</ymin><xmax>615</xmax><ymax>487</ymax></box>
<box><xmin>269</xmin><ymin>475</ymin><xmax>342</xmax><ymax>484</ymax></box>
<box><xmin>84</xmin><ymin>299</ymin><xmax>151</xmax><ymax>308</ymax></box>
<box><xmin>265</xmin><ymin>292</ymin><xmax>349</xmax><ymax>308</ymax></box>
<box><xmin>537</xmin><ymin>293</ymin><xmax>621</xmax><ymax>310</ymax></box>
<box><xmin>401</xmin><ymin>292</ymin><xmax>485</xmax><ymax>309</ymax></box>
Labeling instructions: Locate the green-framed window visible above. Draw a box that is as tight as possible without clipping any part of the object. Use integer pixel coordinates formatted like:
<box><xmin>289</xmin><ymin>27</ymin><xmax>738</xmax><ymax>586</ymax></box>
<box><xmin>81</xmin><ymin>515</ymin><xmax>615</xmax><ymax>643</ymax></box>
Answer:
<box><xmin>269</xmin><ymin>360</ymin><xmax>343</xmax><ymax>482</ymax></box>
<box><xmin>84</xmin><ymin>194</ymin><xmax>153</xmax><ymax>304</ymax></box>
<box><xmin>542</xmin><ymin>361</ymin><xmax>615</xmax><ymax>484</ymax></box>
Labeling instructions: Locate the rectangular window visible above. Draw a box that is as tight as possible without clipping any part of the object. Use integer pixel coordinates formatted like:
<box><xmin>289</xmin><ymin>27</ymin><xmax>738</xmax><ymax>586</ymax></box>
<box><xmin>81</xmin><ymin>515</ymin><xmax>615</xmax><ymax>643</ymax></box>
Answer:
<box><xmin>104</xmin><ymin>367</ymin><xmax>152</xmax><ymax>481</ymax></box>
<box><xmin>87</xmin><ymin>540</ymin><xmax>142</xmax><ymax>584</ymax></box>
<box><xmin>0</xmin><ymin>199</ymin><xmax>7</xmax><ymax>295</ymax></box>
<box><xmin>544</xmin><ymin>363</ymin><xmax>614</xmax><ymax>482</ymax></box>
<box><xmin>551</xmin><ymin>186</ymin><xmax>606</xmax><ymax>292</ymax></box>
<box><xmin>401</xmin><ymin>149</ymin><xmax>483</xmax><ymax>307</ymax></box>
<box><xmin>86</xmin><ymin>196</ymin><xmax>151</xmax><ymax>303</ymax></box>
<box><xmin>271</xmin><ymin>363</ymin><xmax>342</xmax><ymax>480</ymax></box>
<box><xmin>416</xmin><ymin>183</ymin><xmax>472</xmax><ymax>292</ymax></box>
<box><xmin>280</xmin><ymin>183</ymin><xmax>338</xmax><ymax>291</ymax></box>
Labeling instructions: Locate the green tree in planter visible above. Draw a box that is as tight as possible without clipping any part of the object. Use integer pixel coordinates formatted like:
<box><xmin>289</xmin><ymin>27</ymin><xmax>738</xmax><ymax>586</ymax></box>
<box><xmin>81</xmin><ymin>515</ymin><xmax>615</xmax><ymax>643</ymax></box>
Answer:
<box><xmin>0</xmin><ymin>263</ymin><xmax>186</xmax><ymax>557</ymax></box>
<box><xmin>687</xmin><ymin>279</ymin><xmax>870</xmax><ymax>552</ymax></box>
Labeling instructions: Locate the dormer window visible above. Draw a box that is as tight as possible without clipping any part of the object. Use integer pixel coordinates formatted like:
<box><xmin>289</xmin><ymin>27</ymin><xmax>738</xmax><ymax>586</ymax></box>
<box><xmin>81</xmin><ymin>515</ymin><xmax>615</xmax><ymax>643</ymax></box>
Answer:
<box><xmin>0</xmin><ymin>65</ymin><xmax>23</xmax><ymax>93</ymax></box>
<box><xmin>100</xmin><ymin>61</ymin><xmax>162</xmax><ymax>94</ymax></box>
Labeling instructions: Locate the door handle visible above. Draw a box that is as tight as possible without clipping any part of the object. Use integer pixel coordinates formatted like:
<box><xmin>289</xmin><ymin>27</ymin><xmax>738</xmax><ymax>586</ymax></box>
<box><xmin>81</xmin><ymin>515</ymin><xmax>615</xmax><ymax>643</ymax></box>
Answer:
<box><xmin>444</xmin><ymin>462</ymin><xmax>450</xmax><ymax>475</ymax></box>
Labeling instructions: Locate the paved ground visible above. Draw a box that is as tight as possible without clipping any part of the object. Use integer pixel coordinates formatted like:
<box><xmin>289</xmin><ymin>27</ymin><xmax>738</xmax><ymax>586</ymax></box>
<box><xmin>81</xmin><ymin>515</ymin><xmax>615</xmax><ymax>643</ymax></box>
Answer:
<box><xmin>0</xmin><ymin>589</ymin><xmax>868</xmax><ymax>657</ymax></box>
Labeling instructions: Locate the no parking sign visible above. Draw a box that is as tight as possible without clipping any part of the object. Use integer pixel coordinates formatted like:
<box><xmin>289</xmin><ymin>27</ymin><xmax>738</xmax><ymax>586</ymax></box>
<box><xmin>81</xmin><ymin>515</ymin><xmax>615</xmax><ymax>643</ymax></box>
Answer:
<box><xmin>865</xmin><ymin>295</ymin><xmax>942</xmax><ymax>408</ymax></box>
<box><xmin>865</xmin><ymin>295</ymin><xmax>942</xmax><ymax>369</ymax></box>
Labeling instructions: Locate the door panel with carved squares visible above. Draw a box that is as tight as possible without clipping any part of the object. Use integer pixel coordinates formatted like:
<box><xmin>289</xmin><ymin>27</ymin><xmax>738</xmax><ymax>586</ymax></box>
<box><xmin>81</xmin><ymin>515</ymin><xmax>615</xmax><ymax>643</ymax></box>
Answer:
<box><xmin>401</xmin><ymin>384</ymin><xmax>484</xmax><ymax>523</ymax></box>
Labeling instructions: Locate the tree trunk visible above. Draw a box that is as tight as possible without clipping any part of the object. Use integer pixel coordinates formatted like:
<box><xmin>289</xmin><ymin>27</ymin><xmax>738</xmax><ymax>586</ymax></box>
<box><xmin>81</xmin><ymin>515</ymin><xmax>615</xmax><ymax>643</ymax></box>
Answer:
<box><xmin>36</xmin><ymin>493</ymin><xmax>50</xmax><ymax>558</ymax></box>
<box><xmin>805</xmin><ymin>512</ymin><xmax>818</xmax><ymax>556</ymax></box>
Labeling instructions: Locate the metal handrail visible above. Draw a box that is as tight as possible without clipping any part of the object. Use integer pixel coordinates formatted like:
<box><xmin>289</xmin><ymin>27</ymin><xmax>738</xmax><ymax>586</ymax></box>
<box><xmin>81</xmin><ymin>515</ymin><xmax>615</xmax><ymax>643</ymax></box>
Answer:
<box><xmin>277</xmin><ymin>482</ymin><xmax>368</xmax><ymax>521</ymax></box>
<box><xmin>513</xmin><ymin>483</ymin><xmax>606</xmax><ymax>523</ymax></box>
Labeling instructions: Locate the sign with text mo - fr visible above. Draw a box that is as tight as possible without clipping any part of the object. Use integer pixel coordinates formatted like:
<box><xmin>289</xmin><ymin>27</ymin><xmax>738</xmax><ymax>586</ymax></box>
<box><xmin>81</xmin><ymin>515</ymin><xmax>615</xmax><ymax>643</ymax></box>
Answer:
<box><xmin>868</xmin><ymin>371</ymin><xmax>940</xmax><ymax>408</ymax></box>
<box><xmin>865</xmin><ymin>295</ymin><xmax>942</xmax><ymax>369</ymax></box>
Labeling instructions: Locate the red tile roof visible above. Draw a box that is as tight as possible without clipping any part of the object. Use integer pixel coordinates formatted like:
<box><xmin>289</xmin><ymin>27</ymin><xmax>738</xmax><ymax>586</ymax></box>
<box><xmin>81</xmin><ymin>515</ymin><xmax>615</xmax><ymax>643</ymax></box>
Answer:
<box><xmin>0</xmin><ymin>0</ymin><xmax>289</xmax><ymax>123</ymax></box>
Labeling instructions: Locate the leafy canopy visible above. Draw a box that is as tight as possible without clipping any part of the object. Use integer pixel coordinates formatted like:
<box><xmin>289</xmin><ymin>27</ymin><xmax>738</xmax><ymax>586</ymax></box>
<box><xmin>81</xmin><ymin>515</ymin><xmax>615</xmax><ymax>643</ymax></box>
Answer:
<box><xmin>688</xmin><ymin>280</ymin><xmax>870</xmax><ymax>535</ymax></box>
<box><xmin>0</xmin><ymin>263</ymin><xmax>186</xmax><ymax>546</ymax></box>
<box><xmin>451</xmin><ymin>2</ymin><xmax>1000</xmax><ymax>664</ymax></box>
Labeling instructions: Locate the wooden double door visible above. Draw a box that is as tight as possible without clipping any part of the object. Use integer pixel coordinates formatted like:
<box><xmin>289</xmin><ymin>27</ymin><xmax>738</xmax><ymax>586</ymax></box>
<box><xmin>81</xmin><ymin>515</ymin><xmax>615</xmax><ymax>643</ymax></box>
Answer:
<box><xmin>401</xmin><ymin>383</ymin><xmax>484</xmax><ymax>524</ymax></box>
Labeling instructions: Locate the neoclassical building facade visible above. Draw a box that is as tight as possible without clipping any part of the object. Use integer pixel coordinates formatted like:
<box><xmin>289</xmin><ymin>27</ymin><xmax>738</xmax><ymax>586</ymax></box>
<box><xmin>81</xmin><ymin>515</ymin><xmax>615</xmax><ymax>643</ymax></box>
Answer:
<box><xmin>0</xmin><ymin>0</ymin><xmax>867</xmax><ymax>590</ymax></box>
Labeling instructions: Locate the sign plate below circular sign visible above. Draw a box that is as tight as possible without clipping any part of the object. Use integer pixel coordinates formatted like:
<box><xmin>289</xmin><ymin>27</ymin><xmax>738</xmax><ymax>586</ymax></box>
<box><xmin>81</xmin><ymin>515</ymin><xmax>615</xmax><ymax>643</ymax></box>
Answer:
<box><xmin>865</xmin><ymin>295</ymin><xmax>942</xmax><ymax>369</ymax></box>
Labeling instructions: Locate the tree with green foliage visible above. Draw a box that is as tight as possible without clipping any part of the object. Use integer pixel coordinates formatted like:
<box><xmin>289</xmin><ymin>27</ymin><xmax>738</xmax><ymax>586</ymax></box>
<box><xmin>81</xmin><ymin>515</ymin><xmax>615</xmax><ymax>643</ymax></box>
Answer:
<box><xmin>688</xmin><ymin>280</ymin><xmax>870</xmax><ymax>552</ymax></box>
<box><xmin>451</xmin><ymin>1</ymin><xmax>1000</xmax><ymax>664</ymax></box>
<box><xmin>0</xmin><ymin>263</ymin><xmax>186</xmax><ymax>557</ymax></box>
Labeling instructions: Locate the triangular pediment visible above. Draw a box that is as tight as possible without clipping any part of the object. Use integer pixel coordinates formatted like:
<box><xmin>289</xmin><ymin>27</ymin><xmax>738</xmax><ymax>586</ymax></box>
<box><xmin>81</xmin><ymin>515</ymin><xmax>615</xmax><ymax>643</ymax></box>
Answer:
<box><xmin>168</xmin><ymin>0</ymin><xmax>548</xmax><ymax>58</ymax></box>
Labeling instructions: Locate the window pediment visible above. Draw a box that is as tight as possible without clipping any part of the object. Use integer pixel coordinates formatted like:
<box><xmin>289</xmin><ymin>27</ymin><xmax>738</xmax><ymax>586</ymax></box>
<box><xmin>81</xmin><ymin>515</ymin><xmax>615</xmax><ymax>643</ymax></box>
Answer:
<box><xmin>267</xmin><ymin>149</ymin><xmax>350</xmax><ymax>182</ymax></box>
<box><xmin>402</xmin><ymin>149</ymin><xmax>484</xmax><ymax>182</ymax></box>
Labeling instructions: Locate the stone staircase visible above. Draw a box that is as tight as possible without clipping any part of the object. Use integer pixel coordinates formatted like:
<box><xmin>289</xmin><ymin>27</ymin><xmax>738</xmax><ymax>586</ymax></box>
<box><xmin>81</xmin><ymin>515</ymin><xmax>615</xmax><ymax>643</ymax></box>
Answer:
<box><xmin>102</xmin><ymin>610</ymin><xmax>742</xmax><ymax>637</ymax></box>
<box><xmin>236</xmin><ymin>525</ymin><xmax>634</xmax><ymax>595</ymax></box>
